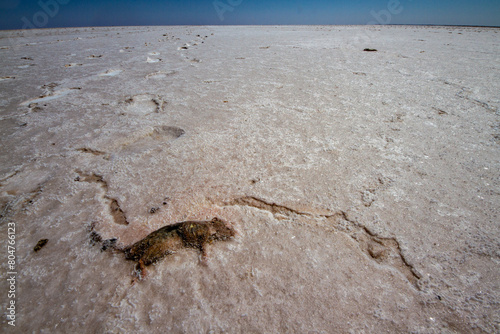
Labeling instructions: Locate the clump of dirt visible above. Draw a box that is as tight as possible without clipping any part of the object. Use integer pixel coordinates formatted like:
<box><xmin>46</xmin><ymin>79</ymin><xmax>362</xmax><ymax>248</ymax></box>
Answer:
<box><xmin>33</xmin><ymin>239</ymin><xmax>48</xmax><ymax>252</ymax></box>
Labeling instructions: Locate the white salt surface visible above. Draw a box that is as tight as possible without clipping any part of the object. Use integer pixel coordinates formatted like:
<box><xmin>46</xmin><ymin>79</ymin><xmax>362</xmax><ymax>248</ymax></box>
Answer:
<box><xmin>20</xmin><ymin>88</ymin><xmax>75</xmax><ymax>106</ymax></box>
<box><xmin>98</xmin><ymin>69</ymin><xmax>123</xmax><ymax>77</ymax></box>
<box><xmin>0</xmin><ymin>25</ymin><xmax>499</xmax><ymax>333</ymax></box>
<box><xmin>146</xmin><ymin>57</ymin><xmax>160</xmax><ymax>63</ymax></box>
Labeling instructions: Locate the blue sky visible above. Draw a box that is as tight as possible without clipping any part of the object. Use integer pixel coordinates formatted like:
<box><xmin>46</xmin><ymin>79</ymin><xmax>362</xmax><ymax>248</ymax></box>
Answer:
<box><xmin>0</xmin><ymin>0</ymin><xmax>499</xmax><ymax>30</ymax></box>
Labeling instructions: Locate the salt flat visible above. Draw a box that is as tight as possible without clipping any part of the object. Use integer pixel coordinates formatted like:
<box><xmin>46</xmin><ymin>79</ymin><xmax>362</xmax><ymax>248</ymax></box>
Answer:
<box><xmin>0</xmin><ymin>25</ymin><xmax>499</xmax><ymax>333</ymax></box>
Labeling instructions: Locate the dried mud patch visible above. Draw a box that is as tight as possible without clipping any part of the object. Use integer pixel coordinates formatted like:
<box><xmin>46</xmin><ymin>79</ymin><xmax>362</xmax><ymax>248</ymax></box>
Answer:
<box><xmin>150</xmin><ymin>125</ymin><xmax>185</xmax><ymax>140</ymax></box>
<box><xmin>115</xmin><ymin>125</ymin><xmax>185</xmax><ymax>155</ymax></box>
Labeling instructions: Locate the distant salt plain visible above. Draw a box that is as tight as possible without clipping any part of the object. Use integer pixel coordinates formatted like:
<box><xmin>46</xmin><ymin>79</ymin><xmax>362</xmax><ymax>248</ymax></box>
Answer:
<box><xmin>0</xmin><ymin>25</ymin><xmax>499</xmax><ymax>333</ymax></box>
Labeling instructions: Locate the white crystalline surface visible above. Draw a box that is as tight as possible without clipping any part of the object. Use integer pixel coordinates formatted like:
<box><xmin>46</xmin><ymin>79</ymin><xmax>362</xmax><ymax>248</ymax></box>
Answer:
<box><xmin>0</xmin><ymin>25</ymin><xmax>499</xmax><ymax>333</ymax></box>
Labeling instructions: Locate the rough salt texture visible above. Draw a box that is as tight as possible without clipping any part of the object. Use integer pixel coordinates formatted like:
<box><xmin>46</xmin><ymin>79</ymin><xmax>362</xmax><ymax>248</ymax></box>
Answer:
<box><xmin>0</xmin><ymin>25</ymin><xmax>499</xmax><ymax>333</ymax></box>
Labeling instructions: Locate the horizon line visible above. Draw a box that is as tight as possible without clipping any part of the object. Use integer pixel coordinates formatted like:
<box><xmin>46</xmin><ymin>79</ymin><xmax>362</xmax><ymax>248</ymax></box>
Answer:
<box><xmin>2</xmin><ymin>23</ymin><xmax>500</xmax><ymax>32</ymax></box>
